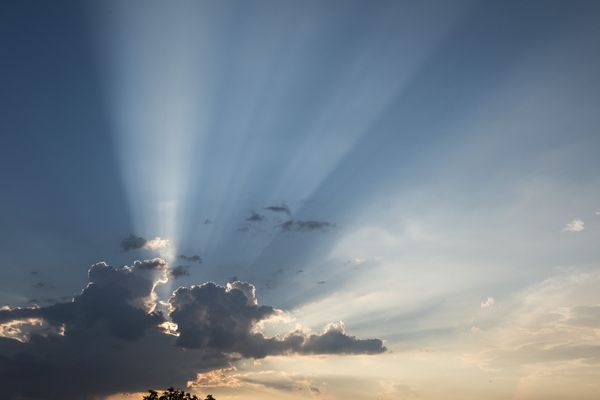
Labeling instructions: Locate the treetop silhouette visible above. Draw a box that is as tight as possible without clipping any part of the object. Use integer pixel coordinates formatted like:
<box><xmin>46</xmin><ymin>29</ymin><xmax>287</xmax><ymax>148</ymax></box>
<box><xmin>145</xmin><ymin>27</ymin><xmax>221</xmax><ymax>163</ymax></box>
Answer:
<box><xmin>142</xmin><ymin>387</ymin><xmax>215</xmax><ymax>400</ymax></box>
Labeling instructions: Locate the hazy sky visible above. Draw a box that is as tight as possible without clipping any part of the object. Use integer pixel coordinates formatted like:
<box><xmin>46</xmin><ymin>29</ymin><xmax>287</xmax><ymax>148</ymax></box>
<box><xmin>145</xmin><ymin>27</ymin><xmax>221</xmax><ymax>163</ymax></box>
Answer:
<box><xmin>1</xmin><ymin>1</ymin><xmax>600</xmax><ymax>399</ymax></box>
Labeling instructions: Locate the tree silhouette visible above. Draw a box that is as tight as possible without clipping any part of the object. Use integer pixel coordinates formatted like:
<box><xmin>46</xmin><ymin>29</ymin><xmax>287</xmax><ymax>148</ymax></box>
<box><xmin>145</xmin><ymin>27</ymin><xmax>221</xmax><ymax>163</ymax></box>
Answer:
<box><xmin>142</xmin><ymin>387</ymin><xmax>215</xmax><ymax>400</ymax></box>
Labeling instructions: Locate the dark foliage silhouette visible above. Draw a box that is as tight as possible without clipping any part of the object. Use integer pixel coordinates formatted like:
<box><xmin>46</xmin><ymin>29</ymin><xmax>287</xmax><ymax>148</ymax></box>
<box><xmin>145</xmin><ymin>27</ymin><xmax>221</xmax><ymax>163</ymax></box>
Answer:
<box><xmin>143</xmin><ymin>387</ymin><xmax>215</xmax><ymax>400</ymax></box>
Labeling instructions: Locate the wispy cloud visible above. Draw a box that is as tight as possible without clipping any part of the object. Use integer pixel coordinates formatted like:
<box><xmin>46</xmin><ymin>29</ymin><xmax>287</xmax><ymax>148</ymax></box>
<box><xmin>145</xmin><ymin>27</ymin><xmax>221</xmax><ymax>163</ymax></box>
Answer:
<box><xmin>263</xmin><ymin>204</ymin><xmax>292</xmax><ymax>216</ymax></box>
<box><xmin>246</xmin><ymin>211</ymin><xmax>266</xmax><ymax>222</ymax></box>
<box><xmin>279</xmin><ymin>220</ymin><xmax>335</xmax><ymax>232</ymax></box>
<box><xmin>177</xmin><ymin>254</ymin><xmax>202</xmax><ymax>263</ymax></box>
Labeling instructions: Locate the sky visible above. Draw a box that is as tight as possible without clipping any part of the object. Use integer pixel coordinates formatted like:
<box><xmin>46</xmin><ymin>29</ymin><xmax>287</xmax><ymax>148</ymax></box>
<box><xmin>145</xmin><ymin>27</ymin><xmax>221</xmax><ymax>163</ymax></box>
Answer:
<box><xmin>1</xmin><ymin>0</ymin><xmax>600</xmax><ymax>399</ymax></box>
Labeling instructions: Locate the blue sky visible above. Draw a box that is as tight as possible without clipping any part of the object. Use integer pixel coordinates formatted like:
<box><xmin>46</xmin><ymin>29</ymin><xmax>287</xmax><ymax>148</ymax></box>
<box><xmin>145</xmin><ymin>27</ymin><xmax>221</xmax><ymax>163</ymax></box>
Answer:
<box><xmin>1</xmin><ymin>1</ymin><xmax>600</xmax><ymax>399</ymax></box>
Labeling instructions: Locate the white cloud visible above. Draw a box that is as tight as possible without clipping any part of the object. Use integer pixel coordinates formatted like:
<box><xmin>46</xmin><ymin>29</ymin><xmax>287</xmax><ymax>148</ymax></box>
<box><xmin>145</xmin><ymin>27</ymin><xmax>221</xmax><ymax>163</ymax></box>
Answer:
<box><xmin>144</xmin><ymin>236</ymin><xmax>171</xmax><ymax>250</ymax></box>
<box><xmin>562</xmin><ymin>219</ymin><xmax>584</xmax><ymax>232</ymax></box>
<box><xmin>465</xmin><ymin>270</ymin><xmax>600</xmax><ymax>375</ymax></box>
<box><xmin>480</xmin><ymin>297</ymin><xmax>495</xmax><ymax>309</ymax></box>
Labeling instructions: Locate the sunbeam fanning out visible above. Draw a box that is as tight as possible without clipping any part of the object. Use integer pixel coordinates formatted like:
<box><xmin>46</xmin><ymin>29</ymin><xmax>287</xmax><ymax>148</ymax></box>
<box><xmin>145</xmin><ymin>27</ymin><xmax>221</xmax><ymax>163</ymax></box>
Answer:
<box><xmin>2</xmin><ymin>0</ymin><xmax>600</xmax><ymax>399</ymax></box>
<box><xmin>91</xmin><ymin>1</ymin><xmax>216</xmax><ymax>261</ymax></box>
<box><xmin>90</xmin><ymin>0</ymin><xmax>467</xmax><ymax>273</ymax></box>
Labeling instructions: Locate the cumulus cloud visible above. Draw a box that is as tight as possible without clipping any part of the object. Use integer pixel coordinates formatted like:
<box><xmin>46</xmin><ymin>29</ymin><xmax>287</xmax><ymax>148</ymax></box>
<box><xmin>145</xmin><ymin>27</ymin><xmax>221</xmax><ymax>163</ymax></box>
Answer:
<box><xmin>170</xmin><ymin>283</ymin><xmax>385</xmax><ymax>358</ymax></box>
<box><xmin>0</xmin><ymin>259</ymin><xmax>385</xmax><ymax>399</ymax></box>
<box><xmin>562</xmin><ymin>219</ymin><xmax>584</xmax><ymax>232</ymax></box>
<box><xmin>0</xmin><ymin>259</ymin><xmax>168</xmax><ymax>340</ymax></box>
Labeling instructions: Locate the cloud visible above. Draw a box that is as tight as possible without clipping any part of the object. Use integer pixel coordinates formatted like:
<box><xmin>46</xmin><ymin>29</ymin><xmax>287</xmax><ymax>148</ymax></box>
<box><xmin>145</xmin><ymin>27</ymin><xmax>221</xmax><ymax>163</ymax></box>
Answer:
<box><xmin>121</xmin><ymin>234</ymin><xmax>147</xmax><ymax>251</ymax></box>
<box><xmin>0</xmin><ymin>259</ymin><xmax>168</xmax><ymax>340</ymax></box>
<box><xmin>189</xmin><ymin>367</ymin><xmax>323</xmax><ymax>396</ymax></box>
<box><xmin>279</xmin><ymin>220</ymin><xmax>336</xmax><ymax>232</ymax></box>
<box><xmin>170</xmin><ymin>265</ymin><xmax>191</xmax><ymax>278</ymax></box>
<box><xmin>178</xmin><ymin>254</ymin><xmax>203</xmax><ymax>264</ymax></box>
<box><xmin>189</xmin><ymin>367</ymin><xmax>241</xmax><ymax>388</ymax></box>
<box><xmin>121</xmin><ymin>234</ymin><xmax>171</xmax><ymax>252</ymax></box>
<box><xmin>464</xmin><ymin>270</ymin><xmax>600</xmax><ymax>379</ymax></box>
<box><xmin>480</xmin><ymin>297</ymin><xmax>495</xmax><ymax>309</ymax></box>
<box><xmin>263</xmin><ymin>204</ymin><xmax>292</xmax><ymax>216</ymax></box>
<box><xmin>566</xmin><ymin>305</ymin><xmax>600</xmax><ymax>328</ymax></box>
<box><xmin>0</xmin><ymin>259</ymin><xmax>385</xmax><ymax>399</ymax></box>
<box><xmin>297</xmin><ymin>321</ymin><xmax>386</xmax><ymax>355</ymax></box>
<box><xmin>170</xmin><ymin>283</ymin><xmax>385</xmax><ymax>358</ymax></box>
<box><xmin>246</xmin><ymin>211</ymin><xmax>266</xmax><ymax>222</ymax></box>
<box><xmin>144</xmin><ymin>237</ymin><xmax>171</xmax><ymax>251</ymax></box>
<box><xmin>562</xmin><ymin>219</ymin><xmax>584</xmax><ymax>232</ymax></box>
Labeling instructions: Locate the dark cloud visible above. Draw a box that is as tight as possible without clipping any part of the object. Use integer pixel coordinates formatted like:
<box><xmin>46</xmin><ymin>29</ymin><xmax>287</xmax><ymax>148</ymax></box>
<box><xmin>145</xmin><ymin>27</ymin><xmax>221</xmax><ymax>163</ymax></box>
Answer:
<box><xmin>120</xmin><ymin>233</ymin><xmax>147</xmax><ymax>251</ymax></box>
<box><xmin>169</xmin><ymin>282</ymin><xmax>386</xmax><ymax>358</ymax></box>
<box><xmin>297</xmin><ymin>323</ymin><xmax>385</xmax><ymax>355</ymax></box>
<box><xmin>279</xmin><ymin>219</ymin><xmax>336</xmax><ymax>232</ymax></box>
<box><xmin>0</xmin><ymin>259</ymin><xmax>384</xmax><ymax>399</ymax></box>
<box><xmin>263</xmin><ymin>204</ymin><xmax>292</xmax><ymax>216</ymax></box>
<box><xmin>317</xmin><ymin>281</ymin><xmax>326</xmax><ymax>285</ymax></box>
<box><xmin>0</xmin><ymin>259</ymin><xmax>203</xmax><ymax>399</ymax></box>
<box><xmin>0</xmin><ymin>327</ymin><xmax>226</xmax><ymax>400</ymax></box>
<box><xmin>246</xmin><ymin>211</ymin><xmax>266</xmax><ymax>222</ymax></box>
<box><xmin>1</xmin><ymin>259</ymin><xmax>168</xmax><ymax>341</ymax></box>
<box><xmin>177</xmin><ymin>254</ymin><xmax>203</xmax><ymax>264</ymax></box>
<box><xmin>170</xmin><ymin>265</ymin><xmax>190</xmax><ymax>278</ymax></box>
<box><xmin>204</xmin><ymin>219</ymin><xmax>212</xmax><ymax>225</ymax></box>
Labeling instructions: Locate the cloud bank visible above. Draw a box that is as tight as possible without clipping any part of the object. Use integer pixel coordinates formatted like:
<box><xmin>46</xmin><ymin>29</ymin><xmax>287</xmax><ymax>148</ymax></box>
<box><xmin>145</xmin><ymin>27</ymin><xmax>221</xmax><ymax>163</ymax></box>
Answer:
<box><xmin>0</xmin><ymin>258</ymin><xmax>385</xmax><ymax>399</ymax></box>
